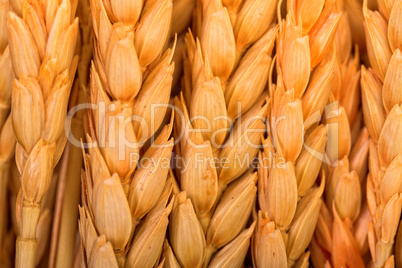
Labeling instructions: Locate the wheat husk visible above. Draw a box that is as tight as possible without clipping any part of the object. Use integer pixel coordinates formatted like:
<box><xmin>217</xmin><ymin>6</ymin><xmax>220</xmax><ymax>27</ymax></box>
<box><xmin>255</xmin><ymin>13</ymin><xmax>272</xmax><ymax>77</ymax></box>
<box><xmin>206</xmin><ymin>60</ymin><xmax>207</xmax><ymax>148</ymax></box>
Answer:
<box><xmin>287</xmin><ymin>179</ymin><xmax>324</xmax><ymax>265</ymax></box>
<box><xmin>363</xmin><ymin>1</ymin><xmax>392</xmax><ymax>82</ymax></box>
<box><xmin>203</xmin><ymin>172</ymin><xmax>257</xmax><ymax>265</ymax></box>
<box><xmin>361</xmin><ymin>66</ymin><xmax>386</xmax><ymax>142</ymax></box>
<box><xmin>209</xmin><ymin>221</ymin><xmax>256</xmax><ymax>268</ymax></box>
<box><xmin>382</xmin><ymin>49</ymin><xmax>402</xmax><ymax>113</ymax></box>
<box><xmin>126</xmin><ymin>195</ymin><xmax>174</xmax><ymax>267</ymax></box>
<box><xmin>332</xmin><ymin>204</ymin><xmax>365</xmax><ymax>268</ymax></box>
<box><xmin>169</xmin><ymin>191</ymin><xmax>205</xmax><ymax>268</ymax></box>
<box><xmin>252</xmin><ymin>210</ymin><xmax>287</xmax><ymax>268</ymax></box>
<box><xmin>161</xmin><ymin>239</ymin><xmax>181</xmax><ymax>268</ymax></box>
<box><xmin>395</xmin><ymin>218</ymin><xmax>402</xmax><ymax>266</ymax></box>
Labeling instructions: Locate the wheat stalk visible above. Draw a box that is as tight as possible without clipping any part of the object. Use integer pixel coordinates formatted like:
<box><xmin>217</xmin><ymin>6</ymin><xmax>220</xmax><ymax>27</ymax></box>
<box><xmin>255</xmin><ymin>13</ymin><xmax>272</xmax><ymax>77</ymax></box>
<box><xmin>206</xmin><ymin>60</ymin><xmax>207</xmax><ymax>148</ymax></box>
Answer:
<box><xmin>6</xmin><ymin>0</ymin><xmax>78</xmax><ymax>266</ymax></box>
<box><xmin>169</xmin><ymin>0</ymin><xmax>277</xmax><ymax>267</ymax></box>
<box><xmin>79</xmin><ymin>0</ymin><xmax>175</xmax><ymax>266</ymax></box>
<box><xmin>359</xmin><ymin>0</ymin><xmax>402</xmax><ymax>266</ymax></box>
<box><xmin>53</xmin><ymin>0</ymin><xmax>93</xmax><ymax>266</ymax></box>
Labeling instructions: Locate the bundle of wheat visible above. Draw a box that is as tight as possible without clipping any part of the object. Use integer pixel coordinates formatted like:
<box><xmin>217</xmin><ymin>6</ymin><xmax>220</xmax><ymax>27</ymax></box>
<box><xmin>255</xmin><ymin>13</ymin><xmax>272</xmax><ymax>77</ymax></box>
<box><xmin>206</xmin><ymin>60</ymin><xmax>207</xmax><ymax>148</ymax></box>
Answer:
<box><xmin>0</xmin><ymin>0</ymin><xmax>395</xmax><ymax>266</ymax></box>
<box><xmin>79</xmin><ymin>0</ymin><xmax>175</xmax><ymax>266</ymax></box>
<box><xmin>7</xmin><ymin>0</ymin><xmax>78</xmax><ymax>266</ymax></box>
<box><xmin>359</xmin><ymin>0</ymin><xmax>402</xmax><ymax>266</ymax></box>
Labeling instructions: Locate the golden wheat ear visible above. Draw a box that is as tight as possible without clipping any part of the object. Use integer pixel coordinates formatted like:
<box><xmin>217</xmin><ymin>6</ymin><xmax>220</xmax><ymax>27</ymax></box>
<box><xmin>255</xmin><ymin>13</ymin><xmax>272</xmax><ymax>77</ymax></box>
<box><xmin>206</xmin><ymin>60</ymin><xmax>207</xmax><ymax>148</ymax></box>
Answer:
<box><xmin>361</xmin><ymin>0</ymin><xmax>402</xmax><ymax>266</ymax></box>
<box><xmin>7</xmin><ymin>0</ymin><xmax>78</xmax><ymax>266</ymax></box>
<box><xmin>79</xmin><ymin>0</ymin><xmax>176</xmax><ymax>266</ymax></box>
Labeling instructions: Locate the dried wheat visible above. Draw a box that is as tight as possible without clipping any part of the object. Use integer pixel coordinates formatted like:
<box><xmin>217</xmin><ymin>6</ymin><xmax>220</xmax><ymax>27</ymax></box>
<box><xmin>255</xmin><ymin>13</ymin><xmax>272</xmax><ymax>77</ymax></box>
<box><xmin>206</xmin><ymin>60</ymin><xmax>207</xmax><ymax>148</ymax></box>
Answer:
<box><xmin>170</xmin><ymin>0</ymin><xmax>277</xmax><ymax>266</ymax></box>
<box><xmin>360</xmin><ymin>0</ymin><xmax>402</xmax><ymax>266</ymax></box>
<box><xmin>7</xmin><ymin>0</ymin><xmax>78</xmax><ymax>266</ymax></box>
<box><xmin>255</xmin><ymin>0</ymin><xmax>346</xmax><ymax>265</ymax></box>
<box><xmin>0</xmin><ymin>0</ymin><xmax>16</xmax><ymax>255</ymax></box>
<box><xmin>79</xmin><ymin>0</ymin><xmax>175</xmax><ymax>266</ymax></box>
<box><xmin>304</xmin><ymin>0</ymin><xmax>371</xmax><ymax>266</ymax></box>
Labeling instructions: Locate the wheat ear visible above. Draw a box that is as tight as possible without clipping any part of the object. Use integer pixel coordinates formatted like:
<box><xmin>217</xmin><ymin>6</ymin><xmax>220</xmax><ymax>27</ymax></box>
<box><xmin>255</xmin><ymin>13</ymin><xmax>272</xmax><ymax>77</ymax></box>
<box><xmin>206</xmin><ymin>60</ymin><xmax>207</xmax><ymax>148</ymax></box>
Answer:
<box><xmin>79</xmin><ymin>0</ymin><xmax>175</xmax><ymax>266</ymax></box>
<box><xmin>170</xmin><ymin>0</ymin><xmax>277</xmax><ymax>267</ymax></box>
<box><xmin>0</xmin><ymin>0</ymin><xmax>16</xmax><ymax>253</ymax></box>
<box><xmin>360</xmin><ymin>0</ymin><xmax>402</xmax><ymax>266</ymax></box>
<box><xmin>255</xmin><ymin>0</ymin><xmax>346</xmax><ymax>266</ymax></box>
<box><xmin>7</xmin><ymin>0</ymin><xmax>78</xmax><ymax>266</ymax></box>
<box><xmin>304</xmin><ymin>0</ymin><xmax>370</xmax><ymax>266</ymax></box>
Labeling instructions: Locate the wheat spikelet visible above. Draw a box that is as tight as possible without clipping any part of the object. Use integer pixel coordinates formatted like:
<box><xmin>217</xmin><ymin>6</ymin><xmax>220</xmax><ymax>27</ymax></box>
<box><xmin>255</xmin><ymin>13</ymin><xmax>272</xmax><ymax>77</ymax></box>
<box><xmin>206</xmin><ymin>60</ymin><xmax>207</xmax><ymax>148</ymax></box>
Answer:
<box><xmin>79</xmin><ymin>0</ymin><xmax>175</xmax><ymax>266</ymax></box>
<box><xmin>170</xmin><ymin>0</ymin><xmax>277</xmax><ymax>266</ymax></box>
<box><xmin>6</xmin><ymin>0</ymin><xmax>78</xmax><ymax>266</ymax></box>
<box><xmin>168</xmin><ymin>0</ymin><xmax>195</xmax><ymax>91</ymax></box>
<box><xmin>0</xmin><ymin>0</ymin><xmax>14</xmax><ymax>131</ymax></box>
<box><xmin>360</xmin><ymin>0</ymin><xmax>402</xmax><ymax>266</ymax></box>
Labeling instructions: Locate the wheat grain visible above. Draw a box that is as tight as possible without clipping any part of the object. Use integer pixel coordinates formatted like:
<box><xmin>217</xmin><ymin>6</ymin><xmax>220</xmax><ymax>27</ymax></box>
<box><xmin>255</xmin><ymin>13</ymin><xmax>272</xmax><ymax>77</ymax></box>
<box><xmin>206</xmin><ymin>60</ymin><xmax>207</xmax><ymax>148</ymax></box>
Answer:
<box><xmin>203</xmin><ymin>172</ymin><xmax>258</xmax><ymax>264</ymax></box>
<box><xmin>160</xmin><ymin>239</ymin><xmax>181</xmax><ymax>268</ymax></box>
<box><xmin>169</xmin><ymin>0</ymin><xmax>195</xmax><ymax>91</ymax></box>
<box><xmin>169</xmin><ymin>191</ymin><xmax>205</xmax><ymax>267</ymax></box>
<box><xmin>252</xmin><ymin>210</ymin><xmax>287</xmax><ymax>268</ymax></box>
<box><xmin>125</xmin><ymin>184</ymin><xmax>174</xmax><ymax>267</ymax></box>
<box><xmin>208</xmin><ymin>221</ymin><xmax>255</xmax><ymax>268</ymax></box>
